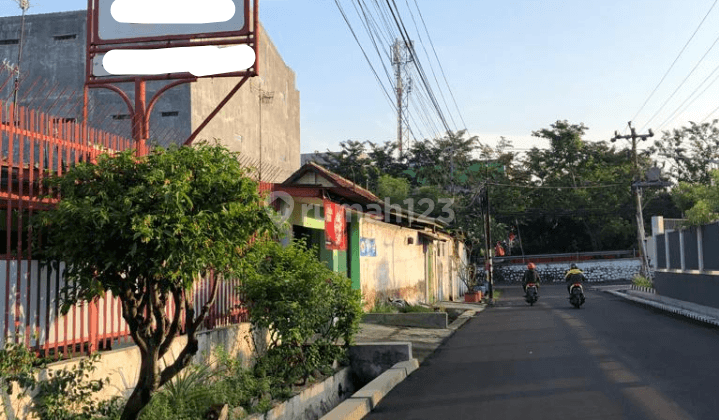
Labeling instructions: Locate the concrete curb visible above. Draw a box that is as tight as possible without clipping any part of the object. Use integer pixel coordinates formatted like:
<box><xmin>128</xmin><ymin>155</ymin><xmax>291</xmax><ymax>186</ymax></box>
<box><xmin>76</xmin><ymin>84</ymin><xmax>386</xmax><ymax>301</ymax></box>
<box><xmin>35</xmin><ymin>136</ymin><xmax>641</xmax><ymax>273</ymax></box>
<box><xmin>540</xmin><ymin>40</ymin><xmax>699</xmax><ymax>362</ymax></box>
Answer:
<box><xmin>447</xmin><ymin>308</ymin><xmax>481</xmax><ymax>331</ymax></box>
<box><xmin>606</xmin><ymin>290</ymin><xmax>719</xmax><ymax>327</ymax></box>
<box><xmin>320</xmin><ymin>359</ymin><xmax>420</xmax><ymax>420</ymax></box>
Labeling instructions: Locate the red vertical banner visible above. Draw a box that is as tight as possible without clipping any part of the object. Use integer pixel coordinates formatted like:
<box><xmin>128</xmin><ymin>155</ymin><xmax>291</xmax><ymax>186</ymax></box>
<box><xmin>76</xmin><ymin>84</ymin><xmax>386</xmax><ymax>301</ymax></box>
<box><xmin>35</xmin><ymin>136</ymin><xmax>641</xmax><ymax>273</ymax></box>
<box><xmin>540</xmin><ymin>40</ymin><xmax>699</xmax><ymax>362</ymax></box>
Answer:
<box><xmin>324</xmin><ymin>200</ymin><xmax>347</xmax><ymax>250</ymax></box>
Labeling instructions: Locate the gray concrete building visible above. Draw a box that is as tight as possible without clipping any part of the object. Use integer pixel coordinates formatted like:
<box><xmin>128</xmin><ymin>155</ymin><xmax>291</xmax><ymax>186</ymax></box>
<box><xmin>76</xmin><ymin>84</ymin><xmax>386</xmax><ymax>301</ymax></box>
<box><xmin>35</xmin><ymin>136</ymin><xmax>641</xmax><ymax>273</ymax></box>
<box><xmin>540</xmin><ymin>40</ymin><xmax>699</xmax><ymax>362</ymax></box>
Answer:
<box><xmin>0</xmin><ymin>10</ymin><xmax>300</xmax><ymax>182</ymax></box>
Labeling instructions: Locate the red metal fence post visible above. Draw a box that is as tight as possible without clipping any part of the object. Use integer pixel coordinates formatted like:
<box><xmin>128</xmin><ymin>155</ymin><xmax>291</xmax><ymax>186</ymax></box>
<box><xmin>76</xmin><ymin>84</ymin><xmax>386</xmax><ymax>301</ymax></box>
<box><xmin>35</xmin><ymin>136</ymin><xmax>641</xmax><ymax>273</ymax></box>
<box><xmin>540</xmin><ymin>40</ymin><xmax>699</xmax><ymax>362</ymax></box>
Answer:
<box><xmin>88</xmin><ymin>298</ymin><xmax>98</xmax><ymax>354</ymax></box>
<box><xmin>134</xmin><ymin>78</ymin><xmax>146</xmax><ymax>157</ymax></box>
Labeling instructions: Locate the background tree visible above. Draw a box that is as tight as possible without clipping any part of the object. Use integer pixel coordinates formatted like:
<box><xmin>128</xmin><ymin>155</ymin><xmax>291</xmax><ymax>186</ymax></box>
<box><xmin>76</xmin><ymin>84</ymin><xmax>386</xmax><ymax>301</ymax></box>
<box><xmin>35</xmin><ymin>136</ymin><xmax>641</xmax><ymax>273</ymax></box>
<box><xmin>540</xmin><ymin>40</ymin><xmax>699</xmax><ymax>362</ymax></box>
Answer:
<box><xmin>324</xmin><ymin>140</ymin><xmax>403</xmax><ymax>192</ymax></box>
<box><xmin>650</xmin><ymin>120</ymin><xmax>719</xmax><ymax>185</ymax></box>
<box><xmin>324</xmin><ymin>140</ymin><xmax>373</xmax><ymax>189</ymax></box>
<box><xmin>34</xmin><ymin>144</ymin><xmax>276</xmax><ymax>420</ymax></box>
<box><xmin>377</xmin><ymin>174</ymin><xmax>410</xmax><ymax>205</ymax></box>
<box><xmin>520</xmin><ymin>121</ymin><xmax>641</xmax><ymax>252</ymax></box>
<box><xmin>322</xmin><ymin>122</ymin><xmax>660</xmax><ymax>254</ymax></box>
<box><xmin>670</xmin><ymin>170</ymin><xmax>719</xmax><ymax>225</ymax></box>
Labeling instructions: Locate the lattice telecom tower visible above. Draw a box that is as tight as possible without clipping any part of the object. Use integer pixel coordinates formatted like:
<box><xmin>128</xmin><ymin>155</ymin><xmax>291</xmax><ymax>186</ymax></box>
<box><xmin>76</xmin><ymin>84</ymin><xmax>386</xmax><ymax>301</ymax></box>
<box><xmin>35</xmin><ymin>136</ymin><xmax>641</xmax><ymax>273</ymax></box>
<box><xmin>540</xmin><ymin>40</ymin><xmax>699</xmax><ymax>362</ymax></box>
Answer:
<box><xmin>392</xmin><ymin>38</ymin><xmax>413</xmax><ymax>156</ymax></box>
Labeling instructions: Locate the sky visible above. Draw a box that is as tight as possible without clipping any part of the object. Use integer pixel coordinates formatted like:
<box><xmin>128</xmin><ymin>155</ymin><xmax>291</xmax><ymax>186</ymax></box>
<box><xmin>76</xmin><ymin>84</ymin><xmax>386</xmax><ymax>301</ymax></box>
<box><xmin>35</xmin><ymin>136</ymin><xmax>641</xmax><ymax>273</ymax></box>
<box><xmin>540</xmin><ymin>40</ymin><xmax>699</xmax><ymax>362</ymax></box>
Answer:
<box><xmin>2</xmin><ymin>0</ymin><xmax>719</xmax><ymax>156</ymax></box>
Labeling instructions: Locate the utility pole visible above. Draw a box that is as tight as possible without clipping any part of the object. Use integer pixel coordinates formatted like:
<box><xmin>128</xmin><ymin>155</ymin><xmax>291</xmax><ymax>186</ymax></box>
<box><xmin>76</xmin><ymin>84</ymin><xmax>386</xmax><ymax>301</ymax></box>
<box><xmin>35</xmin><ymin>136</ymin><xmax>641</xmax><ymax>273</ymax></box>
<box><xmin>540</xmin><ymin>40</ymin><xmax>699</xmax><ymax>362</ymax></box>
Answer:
<box><xmin>392</xmin><ymin>39</ymin><xmax>412</xmax><ymax>157</ymax></box>
<box><xmin>482</xmin><ymin>184</ymin><xmax>494</xmax><ymax>303</ymax></box>
<box><xmin>612</xmin><ymin>121</ymin><xmax>654</xmax><ymax>278</ymax></box>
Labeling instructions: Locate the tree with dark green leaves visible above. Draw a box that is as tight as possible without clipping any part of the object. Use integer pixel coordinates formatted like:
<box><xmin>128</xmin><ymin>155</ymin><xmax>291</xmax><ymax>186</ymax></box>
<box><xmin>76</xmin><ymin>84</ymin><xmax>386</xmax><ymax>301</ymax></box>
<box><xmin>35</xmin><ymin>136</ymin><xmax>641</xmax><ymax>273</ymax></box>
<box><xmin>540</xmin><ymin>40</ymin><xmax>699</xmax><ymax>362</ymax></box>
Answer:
<box><xmin>520</xmin><ymin>121</ymin><xmax>639</xmax><ymax>252</ymax></box>
<box><xmin>377</xmin><ymin>174</ymin><xmax>410</xmax><ymax>204</ymax></box>
<box><xmin>670</xmin><ymin>170</ymin><xmax>719</xmax><ymax>226</ymax></box>
<box><xmin>324</xmin><ymin>140</ymin><xmax>373</xmax><ymax>189</ymax></box>
<box><xmin>324</xmin><ymin>140</ymin><xmax>403</xmax><ymax>192</ymax></box>
<box><xmin>323</xmin><ymin>122</ymin><xmax>659</xmax><ymax>254</ymax></box>
<box><xmin>34</xmin><ymin>143</ymin><xmax>277</xmax><ymax>420</ymax></box>
<box><xmin>650</xmin><ymin>120</ymin><xmax>719</xmax><ymax>185</ymax></box>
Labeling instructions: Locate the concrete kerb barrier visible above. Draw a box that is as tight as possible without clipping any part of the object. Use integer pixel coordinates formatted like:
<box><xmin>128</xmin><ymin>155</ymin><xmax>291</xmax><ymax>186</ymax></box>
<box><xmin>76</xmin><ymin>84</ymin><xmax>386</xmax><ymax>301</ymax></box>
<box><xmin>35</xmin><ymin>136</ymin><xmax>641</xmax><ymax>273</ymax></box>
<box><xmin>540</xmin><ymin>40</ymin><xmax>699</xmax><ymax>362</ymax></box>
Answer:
<box><xmin>318</xmin><ymin>398</ymin><xmax>372</xmax><ymax>420</ymax></box>
<box><xmin>388</xmin><ymin>358</ymin><xmax>420</xmax><ymax>376</ymax></box>
<box><xmin>606</xmin><ymin>290</ymin><xmax>719</xmax><ymax>327</ymax></box>
<box><xmin>320</xmin><ymin>359</ymin><xmax>419</xmax><ymax>420</ymax></box>
<box><xmin>348</xmin><ymin>342</ymin><xmax>413</xmax><ymax>385</ymax></box>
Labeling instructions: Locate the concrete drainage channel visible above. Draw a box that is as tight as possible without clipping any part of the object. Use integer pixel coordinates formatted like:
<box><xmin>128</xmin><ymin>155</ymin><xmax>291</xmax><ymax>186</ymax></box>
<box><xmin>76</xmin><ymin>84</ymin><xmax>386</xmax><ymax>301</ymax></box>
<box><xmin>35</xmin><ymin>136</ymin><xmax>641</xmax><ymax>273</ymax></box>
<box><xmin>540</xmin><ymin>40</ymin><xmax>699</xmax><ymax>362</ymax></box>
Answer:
<box><xmin>321</xmin><ymin>359</ymin><xmax>420</xmax><ymax>420</ymax></box>
<box><xmin>320</xmin><ymin>308</ymin><xmax>479</xmax><ymax>420</ymax></box>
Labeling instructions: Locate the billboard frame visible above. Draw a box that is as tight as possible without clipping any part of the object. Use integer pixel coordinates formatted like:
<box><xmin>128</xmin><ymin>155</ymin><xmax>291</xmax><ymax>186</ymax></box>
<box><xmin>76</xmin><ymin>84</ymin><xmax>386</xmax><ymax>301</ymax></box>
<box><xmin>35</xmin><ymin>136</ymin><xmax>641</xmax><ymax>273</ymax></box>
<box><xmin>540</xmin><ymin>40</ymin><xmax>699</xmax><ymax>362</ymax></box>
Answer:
<box><xmin>83</xmin><ymin>0</ymin><xmax>259</xmax><ymax>153</ymax></box>
<box><xmin>85</xmin><ymin>0</ymin><xmax>259</xmax><ymax>85</ymax></box>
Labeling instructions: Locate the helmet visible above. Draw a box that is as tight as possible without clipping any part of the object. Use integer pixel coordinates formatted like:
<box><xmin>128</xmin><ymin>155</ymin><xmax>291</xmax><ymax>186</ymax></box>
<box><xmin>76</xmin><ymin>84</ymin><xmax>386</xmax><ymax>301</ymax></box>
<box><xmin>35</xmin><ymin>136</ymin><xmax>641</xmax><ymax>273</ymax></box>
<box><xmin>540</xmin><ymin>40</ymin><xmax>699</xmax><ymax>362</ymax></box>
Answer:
<box><xmin>570</xmin><ymin>263</ymin><xmax>578</xmax><ymax>269</ymax></box>
<box><xmin>527</xmin><ymin>262</ymin><xmax>536</xmax><ymax>270</ymax></box>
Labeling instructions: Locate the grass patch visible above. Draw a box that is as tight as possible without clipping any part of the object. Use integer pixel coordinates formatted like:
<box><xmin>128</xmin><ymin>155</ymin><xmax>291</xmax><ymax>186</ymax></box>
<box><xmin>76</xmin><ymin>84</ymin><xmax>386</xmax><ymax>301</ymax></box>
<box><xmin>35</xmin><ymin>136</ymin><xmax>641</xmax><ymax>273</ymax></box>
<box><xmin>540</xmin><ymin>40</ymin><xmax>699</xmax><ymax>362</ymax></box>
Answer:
<box><xmin>368</xmin><ymin>300</ymin><xmax>399</xmax><ymax>313</ymax></box>
<box><xmin>632</xmin><ymin>275</ymin><xmax>653</xmax><ymax>289</ymax></box>
<box><xmin>367</xmin><ymin>298</ymin><xmax>437</xmax><ymax>314</ymax></box>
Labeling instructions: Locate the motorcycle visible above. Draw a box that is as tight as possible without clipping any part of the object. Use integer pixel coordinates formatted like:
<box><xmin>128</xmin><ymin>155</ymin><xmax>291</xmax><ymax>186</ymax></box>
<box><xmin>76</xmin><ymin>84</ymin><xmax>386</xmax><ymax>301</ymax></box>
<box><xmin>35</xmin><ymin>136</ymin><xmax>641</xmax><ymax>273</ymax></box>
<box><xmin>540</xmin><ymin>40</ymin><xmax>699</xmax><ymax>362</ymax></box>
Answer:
<box><xmin>569</xmin><ymin>283</ymin><xmax>585</xmax><ymax>308</ymax></box>
<box><xmin>525</xmin><ymin>283</ymin><xmax>538</xmax><ymax>306</ymax></box>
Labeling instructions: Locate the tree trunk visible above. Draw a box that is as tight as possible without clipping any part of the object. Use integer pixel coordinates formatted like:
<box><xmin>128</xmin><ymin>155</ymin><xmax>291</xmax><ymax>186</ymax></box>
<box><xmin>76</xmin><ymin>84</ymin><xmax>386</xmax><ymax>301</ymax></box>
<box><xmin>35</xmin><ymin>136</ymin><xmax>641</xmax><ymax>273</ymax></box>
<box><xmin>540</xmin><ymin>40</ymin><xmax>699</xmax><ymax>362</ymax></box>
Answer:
<box><xmin>120</xmin><ymin>348</ymin><xmax>160</xmax><ymax>420</ymax></box>
<box><xmin>118</xmin><ymin>276</ymin><xmax>219</xmax><ymax>419</ymax></box>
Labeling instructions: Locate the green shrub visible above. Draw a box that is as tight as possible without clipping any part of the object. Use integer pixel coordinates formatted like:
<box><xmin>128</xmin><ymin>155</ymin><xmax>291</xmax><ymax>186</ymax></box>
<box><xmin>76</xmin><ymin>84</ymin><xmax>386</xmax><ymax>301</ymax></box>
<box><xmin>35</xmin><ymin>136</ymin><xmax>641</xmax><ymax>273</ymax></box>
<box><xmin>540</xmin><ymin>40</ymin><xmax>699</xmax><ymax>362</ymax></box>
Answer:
<box><xmin>239</xmin><ymin>240</ymin><xmax>362</xmax><ymax>386</ymax></box>
<box><xmin>632</xmin><ymin>275</ymin><xmax>653</xmax><ymax>289</ymax></box>
<box><xmin>33</xmin><ymin>353</ymin><xmax>108</xmax><ymax>420</ymax></box>
<box><xmin>0</xmin><ymin>340</ymin><xmax>46</xmax><ymax>420</ymax></box>
<box><xmin>95</xmin><ymin>397</ymin><xmax>125</xmax><ymax>420</ymax></box>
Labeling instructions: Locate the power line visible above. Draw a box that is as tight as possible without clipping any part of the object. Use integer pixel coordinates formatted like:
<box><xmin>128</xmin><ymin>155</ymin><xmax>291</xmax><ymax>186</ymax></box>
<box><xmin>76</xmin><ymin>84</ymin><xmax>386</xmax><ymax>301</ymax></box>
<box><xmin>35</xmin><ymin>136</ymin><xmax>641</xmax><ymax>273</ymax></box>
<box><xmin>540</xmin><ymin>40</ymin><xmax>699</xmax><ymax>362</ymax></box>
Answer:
<box><xmin>337</xmin><ymin>0</ymin><xmax>462</xmax><ymax>141</ymax></box>
<box><xmin>656</xmin><ymin>59</ymin><xmax>719</xmax><ymax>130</ymax></box>
<box><xmin>383</xmin><ymin>0</ymin><xmax>454</xmax><ymax>134</ymax></box>
<box><xmin>409</xmin><ymin>0</ymin><xmax>468</xmax><ymax>130</ymax></box>
<box><xmin>403</xmin><ymin>0</ymin><xmax>457</xmax><ymax>130</ymax></box>
<box><xmin>360</xmin><ymin>0</ymin><xmax>446</xmax><ymax>141</ymax></box>
<box><xmin>352</xmin><ymin>0</ymin><xmax>397</xmax><ymax>93</ymax></box>
<box><xmin>630</xmin><ymin>0</ymin><xmax>718</xmax><ymax>131</ymax></box>
<box><xmin>701</xmin><ymin>101</ymin><xmax>719</xmax><ymax>122</ymax></box>
<box><xmin>333</xmin><ymin>0</ymin><xmax>399</xmax><ymax>117</ymax></box>
<box><xmin>487</xmin><ymin>181</ymin><xmax>626</xmax><ymax>190</ymax></box>
<box><xmin>640</xmin><ymin>28</ymin><xmax>719</xmax><ymax>132</ymax></box>
<box><xmin>347</xmin><ymin>0</ymin><xmax>429</xmax><ymax>143</ymax></box>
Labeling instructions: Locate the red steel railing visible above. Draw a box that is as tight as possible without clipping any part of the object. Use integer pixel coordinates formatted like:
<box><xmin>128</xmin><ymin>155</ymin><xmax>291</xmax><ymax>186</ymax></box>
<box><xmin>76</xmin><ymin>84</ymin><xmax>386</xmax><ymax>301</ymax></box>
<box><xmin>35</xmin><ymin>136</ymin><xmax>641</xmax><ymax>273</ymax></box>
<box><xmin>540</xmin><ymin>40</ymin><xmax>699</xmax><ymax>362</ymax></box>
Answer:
<box><xmin>0</xmin><ymin>101</ymin><xmax>251</xmax><ymax>358</ymax></box>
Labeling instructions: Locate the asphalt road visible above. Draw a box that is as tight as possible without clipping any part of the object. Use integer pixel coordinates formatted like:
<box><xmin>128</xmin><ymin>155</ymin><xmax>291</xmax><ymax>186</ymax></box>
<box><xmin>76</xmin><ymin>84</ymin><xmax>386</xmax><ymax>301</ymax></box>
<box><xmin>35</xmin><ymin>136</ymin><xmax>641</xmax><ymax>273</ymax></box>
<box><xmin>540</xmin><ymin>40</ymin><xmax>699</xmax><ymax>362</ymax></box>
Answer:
<box><xmin>364</xmin><ymin>284</ymin><xmax>719</xmax><ymax>420</ymax></box>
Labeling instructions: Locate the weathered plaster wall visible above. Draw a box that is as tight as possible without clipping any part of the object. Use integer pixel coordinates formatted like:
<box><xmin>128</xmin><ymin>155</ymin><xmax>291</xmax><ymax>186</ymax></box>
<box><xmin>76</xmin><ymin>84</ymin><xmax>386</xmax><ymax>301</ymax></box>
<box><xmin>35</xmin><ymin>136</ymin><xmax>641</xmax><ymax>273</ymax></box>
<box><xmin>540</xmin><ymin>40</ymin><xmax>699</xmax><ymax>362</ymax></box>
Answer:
<box><xmin>432</xmin><ymin>235</ymin><xmax>463</xmax><ymax>302</ymax></box>
<box><xmin>190</xmin><ymin>25</ymin><xmax>301</xmax><ymax>182</ymax></box>
<box><xmin>359</xmin><ymin>218</ymin><xmax>425</xmax><ymax>308</ymax></box>
<box><xmin>493</xmin><ymin>258</ymin><xmax>641</xmax><ymax>284</ymax></box>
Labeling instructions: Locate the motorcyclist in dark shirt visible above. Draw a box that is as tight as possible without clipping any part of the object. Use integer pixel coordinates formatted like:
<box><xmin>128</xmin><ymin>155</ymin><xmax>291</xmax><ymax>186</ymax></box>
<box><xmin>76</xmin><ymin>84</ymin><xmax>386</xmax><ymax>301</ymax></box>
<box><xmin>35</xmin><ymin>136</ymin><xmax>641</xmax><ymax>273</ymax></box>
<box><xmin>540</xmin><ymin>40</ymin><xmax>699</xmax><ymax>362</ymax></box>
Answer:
<box><xmin>564</xmin><ymin>263</ymin><xmax>587</xmax><ymax>295</ymax></box>
<box><xmin>522</xmin><ymin>262</ymin><xmax>541</xmax><ymax>295</ymax></box>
